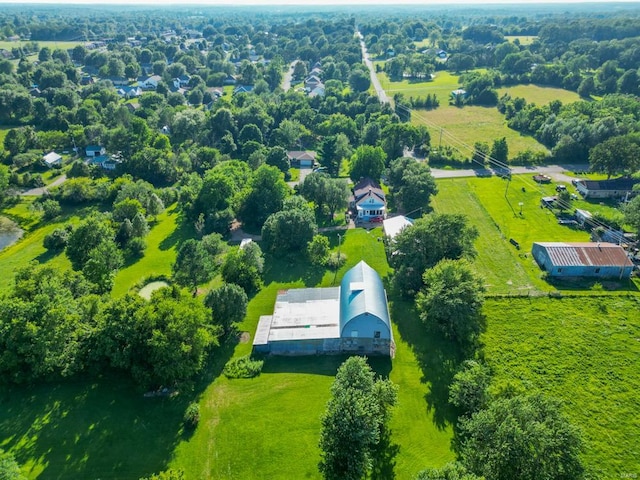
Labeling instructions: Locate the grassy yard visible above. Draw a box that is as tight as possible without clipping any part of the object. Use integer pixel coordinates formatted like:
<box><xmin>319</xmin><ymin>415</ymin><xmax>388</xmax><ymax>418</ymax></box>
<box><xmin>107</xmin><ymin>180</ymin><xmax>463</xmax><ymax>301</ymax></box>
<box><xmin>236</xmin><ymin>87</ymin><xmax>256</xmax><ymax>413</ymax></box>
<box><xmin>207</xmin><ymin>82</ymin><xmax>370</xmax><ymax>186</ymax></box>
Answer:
<box><xmin>482</xmin><ymin>296</ymin><xmax>640</xmax><ymax>478</ymax></box>
<box><xmin>504</xmin><ymin>35</ymin><xmax>538</xmax><ymax>45</ymax></box>
<box><xmin>433</xmin><ymin>175</ymin><xmax>638</xmax><ymax>294</ymax></box>
<box><xmin>0</xmin><ymin>40</ymin><xmax>84</xmax><ymax>51</ymax></box>
<box><xmin>0</xmin><ymin>198</ymin><xmax>75</xmax><ymax>292</ymax></box>
<box><xmin>112</xmin><ymin>205</ymin><xmax>192</xmax><ymax>297</ymax></box>
<box><xmin>497</xmin><ymin>84</ymin><xmax>581</xmax><ymax>106</ymax></box>
<box><xmin>169</xmin><ymin>228</ymin><xmax>455</xmax><ymax>479</ymax></box>
<box><xmin>377</xmin><ymin>70</ymin><xmax>462</xmax><ymax>107</ymax></box>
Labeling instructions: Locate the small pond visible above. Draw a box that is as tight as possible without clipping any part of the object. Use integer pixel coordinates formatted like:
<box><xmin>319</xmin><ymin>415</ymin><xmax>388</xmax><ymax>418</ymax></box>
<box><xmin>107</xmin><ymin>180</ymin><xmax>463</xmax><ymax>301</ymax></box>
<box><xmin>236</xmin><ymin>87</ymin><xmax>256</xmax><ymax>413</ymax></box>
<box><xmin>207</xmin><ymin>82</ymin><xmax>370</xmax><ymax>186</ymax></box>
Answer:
<box><xmin>0</xmin><ymin>216</ymin><xmax>23</xmax><ymax>251</ymax></box>
<box><xmin>139</xmin><ymin>281</ymin><xmax>170</xmax><ymax>300</ymax></box>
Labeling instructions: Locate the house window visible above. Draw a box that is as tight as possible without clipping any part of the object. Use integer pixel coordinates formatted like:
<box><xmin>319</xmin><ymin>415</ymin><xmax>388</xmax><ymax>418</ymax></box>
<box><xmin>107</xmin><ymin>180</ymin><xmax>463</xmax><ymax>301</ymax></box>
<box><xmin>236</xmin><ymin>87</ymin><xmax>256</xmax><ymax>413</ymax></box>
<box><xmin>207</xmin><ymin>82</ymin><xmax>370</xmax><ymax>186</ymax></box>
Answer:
<box><xmin>557</xmin><ymin>268</ymin><xmax>562</xmax><ymax>273</ymax></box>
<box><xmin>351</xmin><ymin>331</ymin><xmax>358</xmax><ymax>338</ymax></box>
<box><xmin>374</xmin><ymin>331</ymin><xmax>381</xmax><ymax>338</ymax></box>
<box><xmin>595</xmin><ymin>268</ymin><xmax>600</xmax><ymax>274</ymax></box>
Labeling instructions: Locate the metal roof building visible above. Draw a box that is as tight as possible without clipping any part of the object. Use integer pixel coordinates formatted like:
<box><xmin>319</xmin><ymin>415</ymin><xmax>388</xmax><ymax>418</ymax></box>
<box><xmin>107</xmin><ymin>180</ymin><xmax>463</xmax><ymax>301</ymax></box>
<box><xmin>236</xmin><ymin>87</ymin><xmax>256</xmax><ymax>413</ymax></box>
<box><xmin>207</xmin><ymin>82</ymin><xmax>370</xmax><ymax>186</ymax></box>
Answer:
<box><xmin>253</xmin><ymin>261</ymin><xmax>394</xmax><ymax>356</ymax></box>
<box><xmin>532</xmin><ymin>242</ymin><xmax>634</xmax><ymax>278</ymax></box>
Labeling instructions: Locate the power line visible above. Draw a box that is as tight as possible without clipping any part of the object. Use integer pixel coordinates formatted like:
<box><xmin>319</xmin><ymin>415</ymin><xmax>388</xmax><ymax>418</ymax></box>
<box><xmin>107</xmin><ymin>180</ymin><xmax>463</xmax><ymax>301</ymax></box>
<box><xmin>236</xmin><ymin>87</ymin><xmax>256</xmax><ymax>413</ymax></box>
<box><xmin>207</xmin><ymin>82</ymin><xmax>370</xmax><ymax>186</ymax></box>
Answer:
<box><xmin>394</xmin><ymin>102</ymin><xmax>625</xmax><ymax>237</ymax></box>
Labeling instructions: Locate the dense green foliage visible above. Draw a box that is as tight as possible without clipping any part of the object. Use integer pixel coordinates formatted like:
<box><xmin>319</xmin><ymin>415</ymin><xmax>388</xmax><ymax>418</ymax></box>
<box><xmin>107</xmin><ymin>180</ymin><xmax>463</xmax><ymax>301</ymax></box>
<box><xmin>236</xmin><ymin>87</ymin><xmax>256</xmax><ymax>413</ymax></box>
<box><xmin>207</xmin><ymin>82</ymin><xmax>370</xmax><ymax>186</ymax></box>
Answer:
<box><xmin>457</xmin><ymin>395</ymin><xmax>584</xmax><ymax>480</ymax></box>
<box><xmin>319</xmin><ymin>357</ymin><xmax>398</xmax><ymax>480</ymax></box>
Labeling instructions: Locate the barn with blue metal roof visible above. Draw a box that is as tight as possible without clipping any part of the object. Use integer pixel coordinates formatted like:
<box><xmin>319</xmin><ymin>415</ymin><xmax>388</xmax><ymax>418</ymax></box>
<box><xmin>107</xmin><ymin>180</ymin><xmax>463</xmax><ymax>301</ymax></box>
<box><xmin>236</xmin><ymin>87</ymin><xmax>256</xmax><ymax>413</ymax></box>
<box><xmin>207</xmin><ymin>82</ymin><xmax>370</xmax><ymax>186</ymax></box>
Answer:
<box><xmin>253</xmin><ymin>261</ymin><xmax>394</xmax><ymax>356</ymax></box>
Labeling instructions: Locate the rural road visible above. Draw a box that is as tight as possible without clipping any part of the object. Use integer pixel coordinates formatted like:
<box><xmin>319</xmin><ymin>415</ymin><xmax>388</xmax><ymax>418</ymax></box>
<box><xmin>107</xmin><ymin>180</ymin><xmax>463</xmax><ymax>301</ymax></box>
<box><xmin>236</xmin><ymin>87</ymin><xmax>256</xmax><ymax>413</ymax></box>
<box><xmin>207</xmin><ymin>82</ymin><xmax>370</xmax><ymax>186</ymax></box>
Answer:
<box><xmin>281</xmin><ymin>60</ymin><xmax>297</xmax><ymax>91</ymax></box>
<box><xmin>357</xmin><ymin>30</ymin><xmax>389</xmax><ymax>104</ymax></box>
<box><xmin>21</xmin><ymin>174</ymin><xmax>67</xmax><ymax>196</ymax></box>
<box><xmin>430</xmin><ymin>164</ymin><xmax>590</xmax><ymax>181</ymax></box>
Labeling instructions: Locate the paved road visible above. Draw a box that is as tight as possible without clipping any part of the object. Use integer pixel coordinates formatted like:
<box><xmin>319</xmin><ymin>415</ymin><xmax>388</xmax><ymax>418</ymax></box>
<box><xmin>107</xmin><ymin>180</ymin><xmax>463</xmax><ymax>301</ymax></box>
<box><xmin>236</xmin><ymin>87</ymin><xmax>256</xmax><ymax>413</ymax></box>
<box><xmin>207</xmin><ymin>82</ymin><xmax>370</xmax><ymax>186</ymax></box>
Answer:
<box><xmin>281</xmin><ymin>60</ymin><xmax>297</xmax><ymax>91</ymax></box>
<box><xmin>430</xmin><ymin>164</ymin><xmax>590</xmax><ymax>181</ymax></box>
<box><xmin>20</xmin><ymin>174</ymin><xmax>67</xmax><ymax>196</ymax></box>
<box><xmin>357</xmin><ymin>30</ymin><xmax>388</xmax><ymax>104</ymax></box>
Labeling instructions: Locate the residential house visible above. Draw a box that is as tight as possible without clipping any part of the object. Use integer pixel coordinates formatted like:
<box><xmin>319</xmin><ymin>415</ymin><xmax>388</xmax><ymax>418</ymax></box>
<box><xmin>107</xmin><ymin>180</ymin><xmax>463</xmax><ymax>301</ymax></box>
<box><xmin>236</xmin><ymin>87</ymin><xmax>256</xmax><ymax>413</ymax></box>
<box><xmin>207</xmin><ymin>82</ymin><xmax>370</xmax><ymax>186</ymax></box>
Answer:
<box><xmin>532</xmin><ymin>242</ymin><xmax>634</xmax><ymax>278</ymax></box>
<box><xmin>287</xmin><ymin>151</ymin><xmax>316</xmax><ymax>168</ymax></box>
<box><xmin>351</xmin><ymin>177</ymin><xmax>386</xmax><ymax>223</ymax></box>
<box><xmin>233</xmin><ymin>85</ymin><xmax>254</xmax><ymax>95</ymax></box>
<box><xmin>437</xmin><ymin>50</ymin><xmax>448</xmax><ymax>59</ymax></box>
<box><xmin>223</xmin><ymin>74</ymin><xmax>237</xmax><ymax>85</ymax></box>
<box><xmin>104</xmin><ymin>76</ymin><xmax>129</xmax><ymax>86</ymax></box>
<box><xmin>304</xmin><ymin>75</ymin><xmax>322</xmax><ymax>89</ymax></box>
<box><xmin>253</xmin><ymin>261</ymin><xmax>394</xmax><ymax>356</ymax></box>
<box><xmin>176</xmin><ymin>74</ymin><xmax>191</xmax><ymax>87</ymax></box>
<box><xmin>85</xmin><ymin>145</ymin><xmax>106</xmax><ymax>157</ymax></box>
<box><xmin>451</xmin><ymin>89</ymin><xmax>467</xmax><ymax>101</ymax></box>
<box><xmin>125</xmin><ymin>102</ymin><xmax>141</xmax><ymax>113</ymax></box>
<box><xmin>308</xmin><ymin>85</ymin><xmax>326</xmax><ymax>98</ymax></box>
<box><xmin>117</xmin><ymin>86</ymin><xmax>142</xmax><ymax>99</ymax></box>
<box><xmin>575</xmin><ymin>177</ymin><xmax>640</xmax><ymax>199</ymax></box>
<box><xmin>42</xmin><ymin>152</ymin><xmax>62</xmax><ymax>168</ymax></box>
<box><xmin>28</xmin><ymin>87</ymin><xmax>41</xmax><ymax>97</ymax></box>
<box><xmin>140</xmin><ymin>75</ymin><xmax>162</xmax><ymax>90</ymax></box>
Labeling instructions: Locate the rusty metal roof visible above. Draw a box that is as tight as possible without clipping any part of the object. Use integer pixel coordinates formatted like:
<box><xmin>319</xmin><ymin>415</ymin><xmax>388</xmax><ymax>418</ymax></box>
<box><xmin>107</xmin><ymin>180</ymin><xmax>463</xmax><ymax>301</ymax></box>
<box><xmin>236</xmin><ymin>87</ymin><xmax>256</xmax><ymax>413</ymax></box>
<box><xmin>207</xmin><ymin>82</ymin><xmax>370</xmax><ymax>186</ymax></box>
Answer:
<box><xmin>534</xmin><ymin>242</ymin><xmax>634</xmax><ymax>268</ymax></box>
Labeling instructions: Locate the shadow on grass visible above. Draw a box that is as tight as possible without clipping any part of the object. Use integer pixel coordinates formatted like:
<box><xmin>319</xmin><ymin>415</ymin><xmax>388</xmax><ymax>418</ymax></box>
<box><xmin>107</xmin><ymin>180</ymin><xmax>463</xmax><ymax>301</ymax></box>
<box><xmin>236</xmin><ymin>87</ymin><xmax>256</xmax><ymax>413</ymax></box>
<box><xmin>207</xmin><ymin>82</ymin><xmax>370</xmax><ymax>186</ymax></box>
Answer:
<box><xmin>261</xmin><ymin>354</ymin><xmax>392</xmax><ymax>378</ymax></box>
<box><xmin>0</xmin><ymin>335</ymin><xmax>238</xmax><ymax>479</ymax></box>
<box><xmin>370</xmin><ymin>427</ymin><xmax>400</xmax><ymax>480</ymax></box>
<box><xmin>263</xmin><ymin>253</ymin><xmax>325</xmax><ymax>287</ymax></box>
<box><xmin>389</xmin><ymin>296</ymin><xmax>465</xmax><ymax>430</ymax></box>
<box><xmin>159</xmin><ymin>213</ymin><xmax>194</xmax><ymax>252</ymax></box>
<box><xmin>35</xmin><ymin>247</ymin><xmax>62</xmax><ymax>264</ymax></box>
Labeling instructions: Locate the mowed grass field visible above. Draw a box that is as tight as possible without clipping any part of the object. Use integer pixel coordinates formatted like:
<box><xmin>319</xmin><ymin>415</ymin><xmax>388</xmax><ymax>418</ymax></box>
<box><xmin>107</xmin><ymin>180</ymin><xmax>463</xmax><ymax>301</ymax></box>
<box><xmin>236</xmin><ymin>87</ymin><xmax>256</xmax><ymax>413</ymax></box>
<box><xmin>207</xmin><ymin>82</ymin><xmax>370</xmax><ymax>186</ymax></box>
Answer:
<box><xmin>170</xmin><ymin>228</ymin><xmax>455</xmax><ymax>479</ymax></box>
<box><xmin>0</xmin><ymin>228</ymin><xmax>456</xmax><ymax>479</ymax></box>
<box><xmin>482</xmin><ymin>296</ymin><xmax>640</xmax><ymax>478</ymax></box>
<box><xmin>497</xmin><ymin>84</ymin><xmax>581</xmax><ymax>105</ymax></box>
<box><xmin>0</xmin><ymin>40</ymin><xmax>84</xmax><ymax>51</ymax></box>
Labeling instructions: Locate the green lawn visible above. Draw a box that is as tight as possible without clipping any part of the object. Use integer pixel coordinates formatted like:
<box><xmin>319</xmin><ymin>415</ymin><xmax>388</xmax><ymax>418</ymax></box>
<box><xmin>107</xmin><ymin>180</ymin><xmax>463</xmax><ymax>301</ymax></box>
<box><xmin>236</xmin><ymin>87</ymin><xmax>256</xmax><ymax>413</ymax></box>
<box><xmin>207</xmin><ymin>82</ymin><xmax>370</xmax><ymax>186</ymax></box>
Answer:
<box><xmin>377</xmin><ymin>70</ymin><xmax>461</xmax><ymax>107</ymax></box>
<box><xmin>0</xmin><ymin>198</ymin><xmax>74</xmax><ymax>292</ymax></box>
<box><xmin>504</xmin><ymin>35</ymin><xmax>538</xmax><ymax>45</ymax></box>
<box><xmin>169</xmin><ymin>228</ymin><xmax>455</xmax><ymax>479</ymax></box>
<box><xmin>497</xmin><ymin>84</ymin><xmax>580</xmax><ymax>106</ymax></box>
<box><xmin>0</xmin><ymin>40</ymin><xmax>84</xmax><ymax>51</ymax></box>
<box><xmin>433</xmin><ymin>178</ymin><xmax>537</xmax><ymax>294</ymax></box>
<box><xmin>112</xmin><ymin>205</ymin><xmax>192</xmax><ymax>297</ymax></box>
<box><xmin>432</xmin><ymin>175</ymin><xmax>638</xmax><ymax>294</ymax></box>
<box><xmin>482</xmin><ymin>296</ymin><xmax>640</xmax><ymax>478</ymax></box>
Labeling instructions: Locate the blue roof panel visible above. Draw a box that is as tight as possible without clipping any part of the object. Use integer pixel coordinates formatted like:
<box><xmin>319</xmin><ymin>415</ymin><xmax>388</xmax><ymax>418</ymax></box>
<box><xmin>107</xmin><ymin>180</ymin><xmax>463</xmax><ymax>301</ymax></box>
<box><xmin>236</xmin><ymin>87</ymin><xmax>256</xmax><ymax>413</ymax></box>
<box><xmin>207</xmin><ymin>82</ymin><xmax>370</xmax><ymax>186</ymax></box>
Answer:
<box><xmin>339</xmin><ymin>261</ymin><xmax>391</xmax><ymax>335</ymax></box>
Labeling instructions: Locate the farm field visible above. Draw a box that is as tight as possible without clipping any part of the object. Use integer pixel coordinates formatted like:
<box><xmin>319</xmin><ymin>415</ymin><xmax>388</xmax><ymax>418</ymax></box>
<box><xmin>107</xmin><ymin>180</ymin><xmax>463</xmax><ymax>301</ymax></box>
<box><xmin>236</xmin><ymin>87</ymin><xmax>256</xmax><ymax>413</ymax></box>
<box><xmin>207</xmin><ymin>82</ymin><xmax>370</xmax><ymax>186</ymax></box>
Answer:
<box><xmin>497</xmin><ymin>84</ymin><xmax>581</xmax><ymax>105</ymax></box>
<box><xmin>0</xmin><ymin>228</ymin><xmax>456</xmax><ymax>479</ymax></box>
<box><xmin>411</xmin><ymin>105</ymin><xmax>548</xmax><ymax>156</ymax></box>
<box><xmin>374</xmin><ymin>69</ymin><xmax>551</xmax><ymax>155</ymax></box>
<box><xmin>482</xmin><ymin>296</ymin><xmax>640</xmax><ymax>477</ymax></box>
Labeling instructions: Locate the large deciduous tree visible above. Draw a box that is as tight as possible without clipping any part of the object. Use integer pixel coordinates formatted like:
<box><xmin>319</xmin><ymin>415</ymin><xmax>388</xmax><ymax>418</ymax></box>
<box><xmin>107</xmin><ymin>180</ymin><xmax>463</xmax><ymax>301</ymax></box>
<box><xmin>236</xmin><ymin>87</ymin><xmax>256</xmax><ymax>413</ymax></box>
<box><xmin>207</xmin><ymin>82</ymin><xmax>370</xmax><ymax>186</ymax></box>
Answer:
<box><xmin>390</xmin><ymin>213</ymin><xmax>479</xmax><ymax>297</ymax></box>
<box><xmin>204</xmin><ymin>283</ymin><xmax>248</xmax><ymax>334</ymax></box>
<box><xmin>238</xmin><ymin>165</ymin><xmax>290</xmax><ymax>229</ymax></box>
<box><xmin>589</xmin><ymin>135</ymin><xmax>640</xmax><ymax>178</ymax></box>
<box><xmin>387</xmin><ymin>157</ymin><xmax>438</xmax><ymax>216</ymax></box>
<box><xmin>221</xmin><ymin>242</ymin><xmax>264</xmax><ymax>294</ymax></box>
<box><xmin>319</xmin><ymin>357</ymin><xmax>397</xmax><ymax>480</ymax></box>
<box><xmin>261</xmin><ymin>198</ymin><xmax>317</xmax><ymax>254</ymax></box>
<box><xmin>457</xmin><ymin>395</ymin><xmax>584</xmax><ymax>480</ymax></box>
<box><xmin>349</xmin><ymin>145</ymin><xmax>387</xmax><ymax>183</ymax></box>
<box><xmin>417</xmin><ymin>259</ymin><xmax>485</xmax><ymax>344</ymax></box>
<box><xmin>172</xmin><ymin>239</ymin><xmax>215</xmax><ymax>296</ymax></box>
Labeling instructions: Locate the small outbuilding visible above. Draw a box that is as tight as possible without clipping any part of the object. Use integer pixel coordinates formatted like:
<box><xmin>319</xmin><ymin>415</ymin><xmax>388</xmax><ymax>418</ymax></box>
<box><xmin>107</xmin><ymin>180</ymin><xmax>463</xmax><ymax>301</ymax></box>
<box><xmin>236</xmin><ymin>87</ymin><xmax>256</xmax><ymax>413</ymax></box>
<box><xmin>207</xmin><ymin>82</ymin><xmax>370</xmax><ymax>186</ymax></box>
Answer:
<box><xmin>42</xmin><ymin>151</ymin><xmax>62</xmax><ymax>168</ymax></box>
<box><xmin>532</xmin><ymin>242</ymin><xmax>634</xmax><ymax>279</ymax></box>
<box><xmin>383</xmin><ymin>215</ymin><xmax>413</xmax><ymax>240</ymax></box>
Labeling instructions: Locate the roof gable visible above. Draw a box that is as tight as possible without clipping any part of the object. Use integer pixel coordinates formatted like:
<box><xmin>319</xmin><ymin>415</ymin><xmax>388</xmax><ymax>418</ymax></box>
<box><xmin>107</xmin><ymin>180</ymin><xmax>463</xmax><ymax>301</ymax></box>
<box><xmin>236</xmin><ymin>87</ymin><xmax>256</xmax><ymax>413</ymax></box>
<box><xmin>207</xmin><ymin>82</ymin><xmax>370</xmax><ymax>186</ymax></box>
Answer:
<box><xmin>339</xmin><ymin>261</ymin><xmax>391</xmax><ymax>335</ymax></box>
